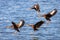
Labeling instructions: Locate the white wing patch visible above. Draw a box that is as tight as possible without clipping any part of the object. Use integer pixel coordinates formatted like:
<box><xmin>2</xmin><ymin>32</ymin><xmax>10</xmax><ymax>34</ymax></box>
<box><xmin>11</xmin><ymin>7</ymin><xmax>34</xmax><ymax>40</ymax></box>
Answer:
<box><xmin>50</xmin><ymin>10</ymin><xmax>55</xmax><ymax>15</ymax></box>
<box><xmin>18</xmin><ymin>21</ymin><xmax>23</xmax><ymax>26</ymax></box>
<box><xmin>34</xmin><ymin>5</ymin><xmax>37</xmax><ymax>8</ymax></box>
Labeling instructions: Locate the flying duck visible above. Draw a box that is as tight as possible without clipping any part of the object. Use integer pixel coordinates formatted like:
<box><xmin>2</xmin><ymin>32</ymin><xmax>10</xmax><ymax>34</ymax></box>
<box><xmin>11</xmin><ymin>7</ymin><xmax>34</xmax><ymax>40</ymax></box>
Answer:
<box><xmin>30</xmin><ymin>3</ymin><xmax>40</xmax><ymax>12</ymax></box>
<box><xmin>6</xmin><ymin>20</ymin><xmax>25</xmax><ymax>32</ymax></box>
<box><xmin>30</xmin><ymin>3</ymin><xmax>41</xmax><ymax>17</ymax></box>
<box><xmin>27</xmin><ymin>20</ymin><xmax>44</xmax><ymax>31</ymax></box>
<box><xmin>42</xmin><ymin>9</ymin><xmax>57</xmax><ymax>21</ymax></box>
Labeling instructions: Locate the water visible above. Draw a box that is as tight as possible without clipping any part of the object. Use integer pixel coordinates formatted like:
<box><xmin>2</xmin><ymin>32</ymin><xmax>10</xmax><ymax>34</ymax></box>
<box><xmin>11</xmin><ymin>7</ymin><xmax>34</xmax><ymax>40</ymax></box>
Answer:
<box><xmin>0</xmin><ymin>0</ymin><xmax>60</xmax><ymax>40</ymax></box>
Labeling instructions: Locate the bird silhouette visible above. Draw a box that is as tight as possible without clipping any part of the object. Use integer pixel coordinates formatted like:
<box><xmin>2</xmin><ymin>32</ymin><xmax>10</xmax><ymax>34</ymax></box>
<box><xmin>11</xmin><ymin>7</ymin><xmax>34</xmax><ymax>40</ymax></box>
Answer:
<box><xmin>30</xmin><ymin>3</ymin><xmax>41</xmax><ymax>17</ymax></box>
<box><xmin>30</xmin><ymin>3</ymin><xmax>40</xmax><ymax>12</ymax></box>
<box><xmin>6</xmin><ymin>20</ymin><xmax>25</xmax><ymax>32</ymax></box>
<box><xmin>42</xmin><ymin>9</ymin><xmax>57</xmax><ymax>21</ymax></box>
<box><xmin>27</xmin><ymin>20</ymin><xmax>44</xmax><ymax>31</ymax></box>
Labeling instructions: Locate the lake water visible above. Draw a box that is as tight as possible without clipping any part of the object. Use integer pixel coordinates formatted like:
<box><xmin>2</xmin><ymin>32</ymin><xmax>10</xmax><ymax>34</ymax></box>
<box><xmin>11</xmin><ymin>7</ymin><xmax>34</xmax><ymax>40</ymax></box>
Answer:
<box><xmin>0</xmin><ymin>0</ymin><xmax>60</xmax><ymax>40</ymax></box>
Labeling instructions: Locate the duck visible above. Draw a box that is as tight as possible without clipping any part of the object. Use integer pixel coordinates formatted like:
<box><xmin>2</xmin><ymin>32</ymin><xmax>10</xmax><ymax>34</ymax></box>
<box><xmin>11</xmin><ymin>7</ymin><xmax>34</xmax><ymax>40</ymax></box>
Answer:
<box><xmin>30</xmin><ymin>3</ymin><xmax>41</xmax><ymax>17</ymax></box>
<box><xmin>42</xmin><ymin>9</ymin><xmax>57</xmax><ymax>22</ymax></box>
<box><xmin>6</xmin><ymin>20</ymin><xmax>25</xmax><ymax>32</ymax></box>
<box><xmin>27</xmin><ymin>20</ymin><xmax>44</xmax><ymax>31</ymax></box>
<box><xmin>30</xmin><ymin>3</ymin><xmax>40</xmax><ymax>12</ymax></box>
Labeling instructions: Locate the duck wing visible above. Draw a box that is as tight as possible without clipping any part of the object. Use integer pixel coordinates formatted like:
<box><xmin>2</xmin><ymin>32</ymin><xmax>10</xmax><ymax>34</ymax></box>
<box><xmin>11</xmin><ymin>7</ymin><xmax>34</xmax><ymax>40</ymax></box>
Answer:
<box><xmin>34</xmin><ymin>20</ymin><xmax>44</xmax><ymax>29</ymax></box>
<box><xmin>11</xmin><ymin>22</ymin><xmax>20</xmax><ymax>32</ymax></box>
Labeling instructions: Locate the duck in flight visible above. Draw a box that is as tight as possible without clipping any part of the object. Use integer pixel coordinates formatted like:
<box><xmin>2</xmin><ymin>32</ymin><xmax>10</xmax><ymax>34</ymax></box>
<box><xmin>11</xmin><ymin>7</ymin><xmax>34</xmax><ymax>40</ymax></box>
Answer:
<box><xmin>27</xmin><ymin>20</ymin><xmax>44</xmax><ymax>31</ymax></box>
<box><xmin>30</xmin><ymin>3</ymin><xmax>41</xmax><ymax>17</ymax></box>
<box><xmin>6</xmin><ymin>20</ymin><xmax>25</xmax><ymax>32</ymax></box>
<box><xmin>42</xmin><ymin>9</ymin><xmax>57</xmax><ymax>23</ymax></box>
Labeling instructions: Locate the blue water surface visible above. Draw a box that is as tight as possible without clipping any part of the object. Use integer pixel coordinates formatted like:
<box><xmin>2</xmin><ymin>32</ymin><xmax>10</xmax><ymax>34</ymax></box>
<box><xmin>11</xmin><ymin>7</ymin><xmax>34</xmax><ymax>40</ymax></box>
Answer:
<box><xmin>0</xmin><ymin>0</ymin><xmax>60</xmax><ymax>40</ymax></box>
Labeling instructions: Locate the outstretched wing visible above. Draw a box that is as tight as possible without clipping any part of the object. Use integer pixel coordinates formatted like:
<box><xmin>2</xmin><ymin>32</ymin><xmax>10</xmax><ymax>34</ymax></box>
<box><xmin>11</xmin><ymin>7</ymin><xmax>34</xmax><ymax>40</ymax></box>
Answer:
<box><xmin>19</xmin><ymin>20</ymin><xmax>25</xmax><ymax>27</ymax></box>
<box><xmin>11</xmin><ymin>21</ymin><xmax>20</xmax><ymax>32</ymax></box>
<box><xmin>46</xmin><ymin>9</ymin><xmax>57</xmax><ymax>18</ymax></box>
<box><xmin>34</xmin><ymin>20</ymin><xmax>44</xmax><ymax>29</ymax></box>
<box><xmin>50</xmin><ymin>9</ymin><xmax>57</xmax><ymax>16</ymax></box>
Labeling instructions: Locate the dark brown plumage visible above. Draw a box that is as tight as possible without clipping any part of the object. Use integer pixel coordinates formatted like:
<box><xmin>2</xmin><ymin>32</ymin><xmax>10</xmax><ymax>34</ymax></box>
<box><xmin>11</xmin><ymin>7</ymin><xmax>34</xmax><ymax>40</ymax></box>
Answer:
<box><xmin>42</xmin><ymin>9</ymin><xmax>57</xmax><ymax>21</ymax></box>
<box><xmin>30</xmin><ymin>3</ymin><xmax>41</xmax><ymax>17</ymax></box>
<box><xmin>11</xmin><ymin>22</ymin><xmax>20</xmax><ymax>32</ymax></box>
<box><xmin>6</xmin><ymin>20</ymin><xmax>25</xmax><ymax>32</ymax></box>
<box><xmin>27</xmin><ymin>20</ymin><xmax>44</xmax><ymax>31</ymax></box>
<box><xmin>31</xmin><ymin>3</ymin><xmax>40</xmax><ymax>12</ymax></box>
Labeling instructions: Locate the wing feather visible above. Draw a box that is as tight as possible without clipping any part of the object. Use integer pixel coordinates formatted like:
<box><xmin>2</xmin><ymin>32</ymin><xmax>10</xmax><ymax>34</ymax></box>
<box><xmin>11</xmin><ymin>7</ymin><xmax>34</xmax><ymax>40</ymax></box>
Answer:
<box><xmin>12</xmin><ymin>22</ymin><xmax>20</xmax><ymax>32</ymax></box>
<box><xmin>34</xmin><ymin>21</ymin><xmax>44</xmax><ymax>29</ymax></box>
